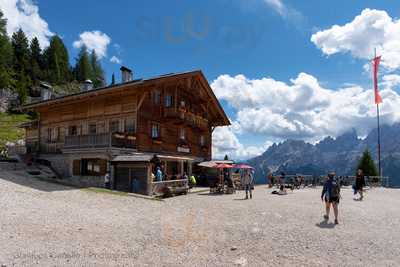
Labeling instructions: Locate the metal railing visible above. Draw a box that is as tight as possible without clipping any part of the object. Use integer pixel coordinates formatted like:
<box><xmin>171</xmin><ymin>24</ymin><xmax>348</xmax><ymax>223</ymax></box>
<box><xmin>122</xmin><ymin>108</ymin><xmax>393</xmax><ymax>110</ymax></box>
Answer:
<box><xmin>269</xmin><ymin>175</ymin><xmax>390</xmax><ymax>188</ymax></box>
<box><xmin>151</xmin><ymin>179</ymin><xmax>189</xmax><ymax>196</ymax></box>
<box><xmin>6</xmin><ymin>144</ymin><xmax>26</xmax><ymax>155</ymax></box>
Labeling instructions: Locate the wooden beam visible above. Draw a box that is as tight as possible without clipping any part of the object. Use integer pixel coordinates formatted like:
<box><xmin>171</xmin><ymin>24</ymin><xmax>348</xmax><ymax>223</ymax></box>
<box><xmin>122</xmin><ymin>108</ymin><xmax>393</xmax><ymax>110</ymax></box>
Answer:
<box><xmin>137</xmin><ymin>93</ymin><xmax>147</xmax><ymax>110</ymax></box>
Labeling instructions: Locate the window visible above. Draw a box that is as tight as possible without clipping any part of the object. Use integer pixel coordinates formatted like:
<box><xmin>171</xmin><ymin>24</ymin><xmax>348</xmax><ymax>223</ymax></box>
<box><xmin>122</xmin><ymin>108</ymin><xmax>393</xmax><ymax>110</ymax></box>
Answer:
<box><xmin>97</xmin><ymin>121</ymin><xmax>105</xmax><ymax>133</ymax></box>
<box><xmin>200</xmin><ymin>135</ymin><xmax>205</xmax><ymax>146</ymax></box>
<box><xmin>179</xmin><ymin>128</ymin><xmax>186</xmax><ymax>140</ymax></box>
<box><xmin>81</xmin><ymin>159</ymin><xmax>107</xmax><ymax>176</ymax></box>
<box><xmin>88</xmin><ymin>124</ymin><xmax>97</xmax><ymax>134</ymax></box>
<box><xmin>124</xmin><ymin>118</ymin><xmax>136</xmax><ymax>133</ymax></box>
<box><xmin>152</xmin><ymin>90</ymin><xmax>161</xmax><ymax>105</ymax></box>
<box><xmin>55</xmin><ymin>127</ymin><xmax>60</xmax><ymax>142</ymax></box>
<box><xmin>109</xmin><ymin>120</ymin><xmax>119</xmax><ymax>133</ymax></box>
<box><xmin>165</xmin><ymin>94</ymin><xmax>173</xmax><ymax>107</ymax></box>
<box><xmin>47</xmin><ymin>128</ymin><xmax>52</xmax><ymax>142</ymax></box>
<box><xmin>69</xmin><ymin>125</ymin><xmax>77</xmax><ymax>136</ymax></box>
<box><xmin>151</xmin><ymin>123</ymin><xmax>160</xmax><ymax>139</ymax></box>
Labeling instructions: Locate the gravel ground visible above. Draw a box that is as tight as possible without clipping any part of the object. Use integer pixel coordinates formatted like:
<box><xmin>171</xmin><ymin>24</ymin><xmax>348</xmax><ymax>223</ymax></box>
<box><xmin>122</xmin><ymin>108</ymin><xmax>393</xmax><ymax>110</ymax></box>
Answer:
<box><xmin>1</xmin><ymin>170</ymin><xmax>400</xmax><ymax>267</ymax></box>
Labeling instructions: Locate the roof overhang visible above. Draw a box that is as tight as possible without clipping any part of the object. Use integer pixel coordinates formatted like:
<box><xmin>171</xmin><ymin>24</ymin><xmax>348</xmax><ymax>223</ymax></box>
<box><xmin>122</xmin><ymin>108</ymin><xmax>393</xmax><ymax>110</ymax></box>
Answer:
<box><xmin>22</xmin><ymin>70</ymin><xmax>231</xmax><ymax>126</ymax></box>
<box><xmin>111</xmin><ymin>153</ymin><xmax>200</xmax><ymax>163</ymax></box>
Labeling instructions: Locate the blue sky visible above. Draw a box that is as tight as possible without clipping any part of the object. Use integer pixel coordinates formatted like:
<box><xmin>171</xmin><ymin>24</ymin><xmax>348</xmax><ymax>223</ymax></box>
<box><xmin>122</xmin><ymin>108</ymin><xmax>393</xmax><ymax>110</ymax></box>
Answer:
<box><xmin>3</xmin><ymin>0</ymin><xmax>400</xmax><ymax>159</ymax></box>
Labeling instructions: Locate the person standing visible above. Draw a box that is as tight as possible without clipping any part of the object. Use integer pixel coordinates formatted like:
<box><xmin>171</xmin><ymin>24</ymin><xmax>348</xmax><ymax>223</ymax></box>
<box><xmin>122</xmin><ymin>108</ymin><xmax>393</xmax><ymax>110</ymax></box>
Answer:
<box><xmin>355</xmin><ymin>169</ymin><xmax>366</xmax><ymax>200</ymax></box>
<box><xmin>156</xmin><ymin>166</ymin><xmax>163</xmax><ymax>182</ymax></box>
<box><xmin>279</xmin><ymin>172</ymin><xmax>286</xmax><ymax>188</ymax></box>
<box><xmin>321</xmin><ymin>172</ymin><xmax>341</xmax><ymax>224</ymax></box>
<box><xmin>104</xmin><ymin>172</ymin><xmax>111</xmax><ymax>189</ymax></box>
<box><xmin>243</xmin><ymin>170</ymin><xmax>254</xmax><ymax>199</ymax></box>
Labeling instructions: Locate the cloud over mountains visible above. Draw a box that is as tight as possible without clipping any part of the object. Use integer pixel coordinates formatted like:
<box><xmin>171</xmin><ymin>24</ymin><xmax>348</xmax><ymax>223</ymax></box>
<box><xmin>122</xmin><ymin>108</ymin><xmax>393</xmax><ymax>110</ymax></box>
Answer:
<box><xmin>211</xmin><ymin>8</ymin><xmax>400</xmax><ymax>160</ymax></box>
<box><xmin>211</xmin><ymin>72</ymin><xmax>400</xmax><ymax>160</ymax></box>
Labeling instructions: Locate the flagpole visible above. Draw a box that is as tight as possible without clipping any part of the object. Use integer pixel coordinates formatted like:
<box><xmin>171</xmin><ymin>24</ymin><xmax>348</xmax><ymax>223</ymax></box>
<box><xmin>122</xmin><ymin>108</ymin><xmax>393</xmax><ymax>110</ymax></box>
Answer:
<box><xmin>374</xmin><ymin>48</ymin><xmax>382</xmax><ymax>177</ymax></box>
<box><xmin>377</xmin><ymin>100</ymin><xmax>381</xmax><ymax>176</ymax></box>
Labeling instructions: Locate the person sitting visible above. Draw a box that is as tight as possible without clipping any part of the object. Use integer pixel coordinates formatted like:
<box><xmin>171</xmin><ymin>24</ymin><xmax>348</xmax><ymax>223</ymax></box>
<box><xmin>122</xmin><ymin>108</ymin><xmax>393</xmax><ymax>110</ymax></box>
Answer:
<box><xmin>271</xmin><ymin>185</ymin><xmax>287</xmax><ymax>195</ymax></box>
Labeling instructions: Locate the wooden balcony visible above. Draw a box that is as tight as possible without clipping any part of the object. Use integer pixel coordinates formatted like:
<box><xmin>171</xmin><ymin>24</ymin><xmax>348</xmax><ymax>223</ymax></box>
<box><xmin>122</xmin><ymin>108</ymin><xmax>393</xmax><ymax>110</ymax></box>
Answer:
<box><xmin>164</xmin><ymin>108</ymin><xmax>209</xmax><ymax>129</ymax></box>
<box><xmin>40</xmin><ymin>142</ymin><xmax>63</xmax><ymax>154</ymax></box>
<box><xmin>64</xmin><ymin>132</ymin><xmax>137</xmax><ymax>150</ymax></box>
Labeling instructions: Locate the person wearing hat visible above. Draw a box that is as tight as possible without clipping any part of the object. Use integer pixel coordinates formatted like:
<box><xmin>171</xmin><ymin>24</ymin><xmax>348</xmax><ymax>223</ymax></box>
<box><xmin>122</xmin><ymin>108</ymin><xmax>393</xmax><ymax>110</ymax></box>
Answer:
<box><xmin>321</xmin><ymin>172</ymin><xmax>341</xmax><ymax>224</ymax></box>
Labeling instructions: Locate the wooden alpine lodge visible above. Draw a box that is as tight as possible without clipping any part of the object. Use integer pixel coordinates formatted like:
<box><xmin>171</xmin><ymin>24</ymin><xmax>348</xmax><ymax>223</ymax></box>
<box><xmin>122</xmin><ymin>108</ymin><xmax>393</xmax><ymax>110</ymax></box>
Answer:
<box><xmin>22</xmin><ymin>67</ymin><xmax>230</xmax><ymax>195</ymax></box>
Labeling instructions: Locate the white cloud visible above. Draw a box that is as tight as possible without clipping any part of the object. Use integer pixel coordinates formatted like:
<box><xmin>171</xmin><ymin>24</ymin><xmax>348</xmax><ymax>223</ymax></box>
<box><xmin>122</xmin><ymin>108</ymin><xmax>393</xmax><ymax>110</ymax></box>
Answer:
<box><xmin>263</xmin><ymin>0</ymin><xmax>305</xmax><ymax>26</ymax></box>
<box><xmin>0</xmin><ymin>0</ymin><xmax>53</xmax><ymax>47</ymax></box>
<box><xmin>73</xmin><ymin>31</ymin><xmax>111</xmax><ymax>59</ymax></box>
<box><xmin>212</xmin><ymin>127</ymin><xmax>272</xmax><ymax>160</ymax></box>
<box><xmin>264</xmin><ymin>0</ymin><xmax>285</xmax><ymax>16</ymax></box>
<box><xmin>110</xmin><ymin>56</ymin><xmax>121</xmax><ymax>64</ymax></box>
<box><xmin>382</xmin><ymin>74</ymin><xmax>400</xmax><ymax>90</ymax></box>
<box><xmin>311</xmin><ymin>8</ymin><xmax>400</xmax><ymax>70</ymax></box>
<box><xmin>211</xmin><ymin>73</ymin><xmax>400</xmax><ymax>151</ymax></box>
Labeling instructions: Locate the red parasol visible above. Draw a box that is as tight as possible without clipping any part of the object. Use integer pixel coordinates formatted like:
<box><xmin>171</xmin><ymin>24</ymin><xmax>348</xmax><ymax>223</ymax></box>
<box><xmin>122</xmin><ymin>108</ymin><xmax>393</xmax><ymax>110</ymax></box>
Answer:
<box><xmin>234</xmin><ymin>163</ymin><xmax>254</xmax><ymax>169</ymax></box>
<box><xmin>215</xmin><ymin>163</ymin><xmax>234</xmax><ymax>169</ymax></box>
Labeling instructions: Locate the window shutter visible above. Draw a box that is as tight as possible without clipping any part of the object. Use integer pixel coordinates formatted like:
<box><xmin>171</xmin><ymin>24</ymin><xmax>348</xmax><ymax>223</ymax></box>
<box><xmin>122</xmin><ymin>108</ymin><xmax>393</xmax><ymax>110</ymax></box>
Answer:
<box><xmin>73</xmin><ymin>160</ymin><xmax>81</xmax><ymax>175</ymax></box>
<box><xmin>99</xmin><ymin>159</ymin><xmax>107</xmax><ymax>175</ymax></box>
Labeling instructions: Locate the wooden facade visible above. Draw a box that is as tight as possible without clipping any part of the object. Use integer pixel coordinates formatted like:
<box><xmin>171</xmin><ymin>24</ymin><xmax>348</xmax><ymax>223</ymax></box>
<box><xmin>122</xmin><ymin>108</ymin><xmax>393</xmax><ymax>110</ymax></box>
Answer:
<box><xmin>23</xmin><ymin>70</ymin><xmax>230</xmax><ymax>195</ymax></box>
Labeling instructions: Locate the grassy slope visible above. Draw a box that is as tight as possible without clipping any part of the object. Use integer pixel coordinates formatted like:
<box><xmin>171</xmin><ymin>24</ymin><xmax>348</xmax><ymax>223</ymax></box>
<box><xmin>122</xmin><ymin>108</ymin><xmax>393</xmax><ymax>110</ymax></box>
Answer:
<box><xmin>0</xmin><ymin>112</ymin><xmax>31</xmax><ymax>149</ymax></box>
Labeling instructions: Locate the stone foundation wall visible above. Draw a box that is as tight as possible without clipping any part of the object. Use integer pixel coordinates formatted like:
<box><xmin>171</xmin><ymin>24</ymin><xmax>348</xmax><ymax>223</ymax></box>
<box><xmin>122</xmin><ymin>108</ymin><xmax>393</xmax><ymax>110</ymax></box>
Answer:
<box><xmin>38</xmin><ymin>152</ymin><xmax>111</xmax><ymax>188</ymax></box>
<box><xmin>38</xmin><ymin>154</ymin><xmax>72</xmax><ymax>178</ymax></box>
<box><xmin>59</xmin><ymin>175</ymin><xmax>104</xmax><ymax>188</ymax></box>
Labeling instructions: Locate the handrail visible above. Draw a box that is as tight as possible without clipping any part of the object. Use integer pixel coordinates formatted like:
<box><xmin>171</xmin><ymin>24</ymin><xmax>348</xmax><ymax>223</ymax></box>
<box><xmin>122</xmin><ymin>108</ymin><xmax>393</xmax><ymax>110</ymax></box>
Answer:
<box><xmin>152</xmin><ymin>179</ymin><xmax>189</xmax><ymax>185</ymax></box>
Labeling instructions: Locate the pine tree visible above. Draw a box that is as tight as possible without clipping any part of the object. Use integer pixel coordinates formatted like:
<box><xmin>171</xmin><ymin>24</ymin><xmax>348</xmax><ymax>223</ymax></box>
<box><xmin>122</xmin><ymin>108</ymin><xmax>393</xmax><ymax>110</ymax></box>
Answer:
<box><xmin>11</xmin><ymin>29</ymin><xmax>30</xmax><ymax>73</ymax></box>
<box><xmin>0</xmin><ymin>9</ymin><xmax>7</xmax><ymax>36</ymax></box>
<box><xmin>29</xmin><ymin>37</ymin><xmax>42</xmax><ymax>84</ymax></box>
<box><xmin>224</xmin><ymin>155</ymin><xmax>229</xmax><ymax>160</ymax></box>
<box><xmin>44</xmin><ymin>35</ymin><xmax>71</xmax><ymax>84</ymax></box>
<box><xmin>11</xmin><ymin>29</ymin><xmax>31</xmax><ymax>103</ymax></box>
<box><xmin>356</xmin><ymin>149</ymin><xmax>379</xmax><ymax>176</ymax></box>
<box><xmin>74</xmin><ymin>46</ymin><xmax>93</xmax><ymax>82</ymax></box>
<box><xmin>90</xmin><ymin>50</ymin><xmax>105</xmax><ymax>88</ymax></box>
<box><xmin>14</xmin><ymin>71</ymin><xmax>29</xmax><ymax>104</ymax></box>
<box><xmin>0</xmin><ymin>9</ymin><xmax>14</xmax><ymax>89</ymax></box>
<box><xmin>111</xmin><ymin>72</ymin><xmax>115</xmax><ymax>85</ymax></box>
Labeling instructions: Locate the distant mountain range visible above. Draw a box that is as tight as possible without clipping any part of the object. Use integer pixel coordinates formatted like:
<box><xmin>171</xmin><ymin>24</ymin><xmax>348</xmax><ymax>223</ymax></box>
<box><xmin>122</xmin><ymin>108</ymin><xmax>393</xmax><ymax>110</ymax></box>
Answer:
<box><xmin>247</xmin><ymin>123</ymin><xmax>400</xmax><ymax>187</ymax></box>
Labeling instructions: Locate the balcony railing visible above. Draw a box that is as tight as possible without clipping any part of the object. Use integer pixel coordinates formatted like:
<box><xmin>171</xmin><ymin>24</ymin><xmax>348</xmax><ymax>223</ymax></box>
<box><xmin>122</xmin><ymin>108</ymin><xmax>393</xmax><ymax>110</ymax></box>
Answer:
<box><xmin>64</xmin><ymin>132</ymin><xmax>136</xmax><ymax>150</ymax></box>
<box><xmin>40</xmin><ymin>142</ymin><xmax>63</xmax><ymax>154</ymax></box>
<box><xmin>164</xmin><ymin>107</ymin><xmax>209</xmax><ymax>129</ymax></box>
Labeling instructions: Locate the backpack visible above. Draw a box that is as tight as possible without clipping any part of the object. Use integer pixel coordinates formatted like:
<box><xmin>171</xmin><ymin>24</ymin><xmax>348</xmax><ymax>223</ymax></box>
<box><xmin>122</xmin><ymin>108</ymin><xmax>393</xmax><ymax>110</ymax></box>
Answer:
<box><xmin>331</xmin><ymin>180</ymin><xmax>340</xmax><ymax>198</ymax></box>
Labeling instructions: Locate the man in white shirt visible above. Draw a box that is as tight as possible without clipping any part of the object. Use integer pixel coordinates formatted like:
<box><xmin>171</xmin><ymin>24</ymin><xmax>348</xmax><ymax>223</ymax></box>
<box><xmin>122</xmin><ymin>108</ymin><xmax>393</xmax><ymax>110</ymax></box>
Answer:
<box><xmin>104</xmin><ymin>172</ymin><xmax>111</xmax><ymax>189</ymax></box>
<box><xmin>243</xmin><ymin>170</ymin><xmax>254</xmax><ymax>199</ymax></box>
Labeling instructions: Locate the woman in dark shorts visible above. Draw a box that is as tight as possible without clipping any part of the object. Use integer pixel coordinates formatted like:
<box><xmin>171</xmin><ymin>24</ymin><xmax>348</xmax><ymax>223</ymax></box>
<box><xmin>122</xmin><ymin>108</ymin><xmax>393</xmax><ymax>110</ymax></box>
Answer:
<box><xmin>321</xmin><ymin>172</ymin><xmax>341</xmax><ymax>224</ymax></box>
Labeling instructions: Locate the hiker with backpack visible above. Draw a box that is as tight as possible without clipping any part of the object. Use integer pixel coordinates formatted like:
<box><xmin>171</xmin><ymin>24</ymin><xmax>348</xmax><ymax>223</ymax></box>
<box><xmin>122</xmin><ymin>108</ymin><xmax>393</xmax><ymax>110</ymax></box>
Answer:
<box><xmin>321</xmin><ymin>172</ymin><xmax>341</xmax><ymax>225</ymax></box>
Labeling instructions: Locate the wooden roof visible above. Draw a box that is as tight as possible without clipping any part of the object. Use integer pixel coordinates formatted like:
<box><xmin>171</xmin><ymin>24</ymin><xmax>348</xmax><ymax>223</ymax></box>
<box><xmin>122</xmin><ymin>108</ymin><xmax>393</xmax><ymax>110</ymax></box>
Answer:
<box><xmin>23</xmin><ymin>70</ymin><xmax>230</xmax><ymax>126</ymax></box>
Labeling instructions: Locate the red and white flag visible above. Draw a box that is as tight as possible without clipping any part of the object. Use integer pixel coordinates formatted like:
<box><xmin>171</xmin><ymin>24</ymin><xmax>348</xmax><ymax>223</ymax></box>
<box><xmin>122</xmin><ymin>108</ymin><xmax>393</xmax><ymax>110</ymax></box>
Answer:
<box><xmin>372</xmin><ymin>56</ymin><xmax>382</xmax><ymax>104</ymax></box>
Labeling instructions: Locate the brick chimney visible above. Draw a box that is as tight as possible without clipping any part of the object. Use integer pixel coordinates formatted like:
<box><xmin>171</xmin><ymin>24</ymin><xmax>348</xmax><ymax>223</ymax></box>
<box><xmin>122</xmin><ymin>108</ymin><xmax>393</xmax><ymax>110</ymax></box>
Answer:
<box><xmin>120</xmin><ymin>66</ymin><xmax>133</xmax><ymax>83</ymax></box>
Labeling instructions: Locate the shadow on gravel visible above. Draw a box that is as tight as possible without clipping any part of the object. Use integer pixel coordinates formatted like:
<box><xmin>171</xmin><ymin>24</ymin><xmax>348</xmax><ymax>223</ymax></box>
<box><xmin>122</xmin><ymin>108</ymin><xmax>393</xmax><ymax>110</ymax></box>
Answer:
<box><xmin>315</xmin><ymin>221</ymin><xmax>336</xmax><ymax>229</ymax></box>
<box><xmin>197</xmin><ymin>192</ymin><xmax>225</xmax><ymax>196</ymax></box>
<box><xmin>0</xmin><ymin>172</ymin><xmax>76</xmax><ymax>192</ymax></box>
